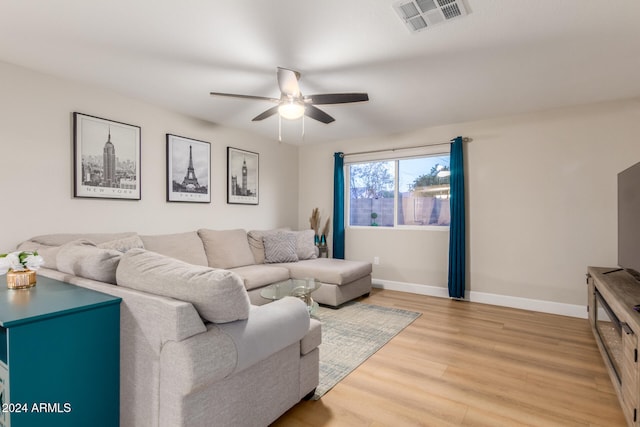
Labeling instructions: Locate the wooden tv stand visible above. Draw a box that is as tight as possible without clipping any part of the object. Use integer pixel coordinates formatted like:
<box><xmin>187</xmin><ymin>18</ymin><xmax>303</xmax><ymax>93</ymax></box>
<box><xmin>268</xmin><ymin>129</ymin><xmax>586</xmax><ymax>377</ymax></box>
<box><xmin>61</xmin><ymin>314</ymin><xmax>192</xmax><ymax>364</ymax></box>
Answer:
<box><xmin>587</xmin><ymin>266</ymin><xmax>640</xmax><ymax>426</ymax></box>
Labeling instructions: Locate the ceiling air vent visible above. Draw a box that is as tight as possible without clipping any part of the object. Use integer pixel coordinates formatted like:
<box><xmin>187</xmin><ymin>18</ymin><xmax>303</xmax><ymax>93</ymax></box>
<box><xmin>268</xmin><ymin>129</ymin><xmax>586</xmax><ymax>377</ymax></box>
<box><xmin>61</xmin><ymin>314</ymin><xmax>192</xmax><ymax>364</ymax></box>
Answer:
<box><xmin>393</xmin><ymin>0</ymin><xmax>468</xmax><ymax>33</ymax></box>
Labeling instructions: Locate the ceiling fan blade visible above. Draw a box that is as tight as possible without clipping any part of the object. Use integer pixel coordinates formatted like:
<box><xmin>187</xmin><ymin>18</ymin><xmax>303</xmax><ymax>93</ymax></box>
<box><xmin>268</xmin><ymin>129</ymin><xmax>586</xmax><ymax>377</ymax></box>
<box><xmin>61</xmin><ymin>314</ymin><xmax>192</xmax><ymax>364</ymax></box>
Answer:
<box><xmin>210</xmin><ymin>92</ymin><xmax>279</xmax><ymax>102</ymax></box>
<box><xmin>307</xmin><ymin>93</ymin><xmax>369</xmax><ymax>105</ymax></box>
<box><xmin>252</xmin><ymin>106</ymin><xmax>280</xmax><ymax>121</ymax></box>
<box><xmin>305</xmin><ymin>105</ymin><xmax>335</xmax><ymax>124</ymax></box>
<box><xmin>277</xmin><ymin>67</ymin><xmax>301</xmax><ymax>97</ymax></box>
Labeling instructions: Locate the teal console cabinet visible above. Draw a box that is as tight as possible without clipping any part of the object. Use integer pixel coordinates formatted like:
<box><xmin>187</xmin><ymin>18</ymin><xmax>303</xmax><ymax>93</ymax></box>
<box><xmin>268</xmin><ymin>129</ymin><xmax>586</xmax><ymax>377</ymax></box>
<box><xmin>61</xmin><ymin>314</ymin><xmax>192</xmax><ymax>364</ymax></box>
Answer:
<box><xmin>0</xmin><ymin>275</ymin><xmax>121</xmax><ymax>427</ymax></box>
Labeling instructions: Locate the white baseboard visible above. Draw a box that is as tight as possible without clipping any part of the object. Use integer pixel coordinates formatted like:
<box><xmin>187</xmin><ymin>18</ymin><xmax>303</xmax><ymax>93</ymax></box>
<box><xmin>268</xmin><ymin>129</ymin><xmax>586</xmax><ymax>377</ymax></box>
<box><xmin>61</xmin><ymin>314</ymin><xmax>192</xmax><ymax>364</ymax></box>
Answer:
<box><xmin>372</xmin><ymin>279</ymin><xmax>587</xmax><ymax>319</ymax></box>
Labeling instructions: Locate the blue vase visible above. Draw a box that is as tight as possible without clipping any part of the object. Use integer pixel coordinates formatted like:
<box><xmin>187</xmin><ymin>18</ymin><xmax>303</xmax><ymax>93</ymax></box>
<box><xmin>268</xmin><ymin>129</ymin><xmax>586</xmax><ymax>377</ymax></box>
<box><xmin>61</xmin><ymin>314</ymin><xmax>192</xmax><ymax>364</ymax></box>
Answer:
<box><xmin>314</xmin><ymin>235</ymin><xmax>320</xmax><ymax>246</ymax></box>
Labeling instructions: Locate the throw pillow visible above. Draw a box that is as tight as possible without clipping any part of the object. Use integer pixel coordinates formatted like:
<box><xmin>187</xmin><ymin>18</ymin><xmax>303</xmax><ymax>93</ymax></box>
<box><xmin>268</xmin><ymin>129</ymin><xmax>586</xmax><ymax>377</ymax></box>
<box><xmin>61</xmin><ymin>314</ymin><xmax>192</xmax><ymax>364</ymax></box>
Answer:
<box><xmin>116</xmin><ymin>249</ymin><xmax>250</xmax><ymax>323</ymax></box>
<box><xmin>56</xmin><ymin>239</ymin><xmax>122</xmax><ymax>284</ymax></box>
<box><xmin>263</xmin><ymin>232</ymin><xmax>299</xmax><ymax>263</ymax></box>
<box><xmin>197</xmin><ymin>228</ymin><xmax>256</xmax><ymax>269</ymax></box>
<box><xmin>294</xmin><ymin>229</ymin><xmax>319</xmax><ymax>260</ymax></box>
<box><xmin>247</xmin><ymin>228</ymin><xmax>289</xmax><ymax>264</ymax></box>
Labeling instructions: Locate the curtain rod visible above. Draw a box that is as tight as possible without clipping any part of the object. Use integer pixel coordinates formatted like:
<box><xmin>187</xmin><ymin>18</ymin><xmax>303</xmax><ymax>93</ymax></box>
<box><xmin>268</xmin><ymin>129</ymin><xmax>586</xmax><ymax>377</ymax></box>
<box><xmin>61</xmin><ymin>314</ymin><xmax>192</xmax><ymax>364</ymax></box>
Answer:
<box><xmin>340</xmin><ymin>136</ymin><xmax>472</xmax><ymax>158</ymax></box>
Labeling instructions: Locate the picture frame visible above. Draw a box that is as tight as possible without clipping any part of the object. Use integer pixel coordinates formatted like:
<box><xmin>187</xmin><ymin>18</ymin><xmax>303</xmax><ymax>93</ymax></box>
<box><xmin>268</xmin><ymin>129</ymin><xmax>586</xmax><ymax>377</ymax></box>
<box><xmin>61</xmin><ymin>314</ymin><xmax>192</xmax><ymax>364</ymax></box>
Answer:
<box><xmin>227</xmin><ymin>147</ymin><xmax>259</xmax><ymax>205</ymax></box>
<box><xmin>73</xmin><ymin>112</ymin><xmax>141</xmax><ymax>200</ymax></box>
<box><xmin>166</xmin><ymin>134</ymin><xmax>211</xmax><ymax>203</ymax></box>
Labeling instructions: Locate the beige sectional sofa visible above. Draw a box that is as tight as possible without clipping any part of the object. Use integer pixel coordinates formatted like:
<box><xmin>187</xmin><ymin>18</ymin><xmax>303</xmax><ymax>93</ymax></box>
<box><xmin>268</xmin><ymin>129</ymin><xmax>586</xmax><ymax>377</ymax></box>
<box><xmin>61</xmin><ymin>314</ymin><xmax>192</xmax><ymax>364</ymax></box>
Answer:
<box><xmin>16</xmin><ymin>228</ymin><xmax>372</xmax><ymax>427</ymax></box>
<box><xmin>94</xmin><ymin>228</ymin><xmax>372</xmax><ymax>307</ymax></box>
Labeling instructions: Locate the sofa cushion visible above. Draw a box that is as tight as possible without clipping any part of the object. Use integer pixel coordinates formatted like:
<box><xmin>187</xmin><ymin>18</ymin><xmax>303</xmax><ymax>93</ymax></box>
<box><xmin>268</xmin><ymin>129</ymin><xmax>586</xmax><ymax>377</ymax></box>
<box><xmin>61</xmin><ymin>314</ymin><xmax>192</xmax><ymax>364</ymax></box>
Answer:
<box><xmin>56</xmin><ymin>239</ymin><xmax>122</xmax><ymax>284</ymax></box>
<box><xmin>27</xmin><ymin>232</ymin><xmax>137</xmax><ymax>246</ymax></box>
<box><xmin>293</xmin><ymin>230</ymin><xmax>318</xmax><ymax>260</ymax></box>
<box><xmin>216</xmin><ymin>298</ymin><xmax>310</xmax><ymax>375</ymax></box>
<box><xmin>116</xmin><ymin>249</ymin><xmax>250</xmax><ymax>323</ymax></box>
<box><xmin>264</xmin><ymin>232</ymin><xmax>299</xmax><ymax>263</ymax></box>
<box><xmin>198</xmin><ymin>228</ymin><xmax>255</xmax><ymax>269</ymax></box>
<box><xmin>230</xmin><ymin>265</ymin><xmax>291</xmax><ymax>291</ymax></box>
<box><xmin>283</xmin><ymin>258</ymin><xmax>372</xmax><ymax>285</ymax></box>
<box><xmin>18</xmin><ymin>233</ymin><xmax>143</xmax><ymax>270</ymax></box>
<box><xmin>98</xmin><ymin>235</ymin><xmax>145</xmax><ymax>252</ymax></box>
<box><xmin>140</xmin><ymin>232</ymin><xmax>208</xmax><ymax>266</ymax></box>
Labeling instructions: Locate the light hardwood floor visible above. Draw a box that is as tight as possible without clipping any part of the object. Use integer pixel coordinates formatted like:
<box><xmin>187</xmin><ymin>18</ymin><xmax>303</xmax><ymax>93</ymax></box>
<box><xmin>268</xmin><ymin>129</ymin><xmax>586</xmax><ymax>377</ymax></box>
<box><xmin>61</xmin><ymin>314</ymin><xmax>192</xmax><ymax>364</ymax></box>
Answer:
<box><xmin>272</xmin><ymin>288</ymin><xmax>626</xmax><ymax>426</ymax></box>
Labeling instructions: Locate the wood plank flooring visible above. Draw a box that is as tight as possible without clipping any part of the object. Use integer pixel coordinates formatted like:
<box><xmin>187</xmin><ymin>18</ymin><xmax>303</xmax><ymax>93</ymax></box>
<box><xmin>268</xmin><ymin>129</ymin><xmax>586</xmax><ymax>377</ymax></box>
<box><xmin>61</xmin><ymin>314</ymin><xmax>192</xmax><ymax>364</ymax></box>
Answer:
<box><xmin>272</xmin><ymin>288</ymin><xmax>626</xmax><ymax>426</ymax></box>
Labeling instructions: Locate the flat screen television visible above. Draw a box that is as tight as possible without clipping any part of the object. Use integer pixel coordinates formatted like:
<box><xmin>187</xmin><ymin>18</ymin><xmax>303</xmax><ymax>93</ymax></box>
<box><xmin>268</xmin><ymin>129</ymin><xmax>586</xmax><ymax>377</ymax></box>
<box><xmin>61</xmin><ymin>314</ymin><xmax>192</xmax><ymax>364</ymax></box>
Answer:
<box><xmin>618</xmin><ymin>161</ymin><xmax>640</xmax><ymax>282</ymax></box>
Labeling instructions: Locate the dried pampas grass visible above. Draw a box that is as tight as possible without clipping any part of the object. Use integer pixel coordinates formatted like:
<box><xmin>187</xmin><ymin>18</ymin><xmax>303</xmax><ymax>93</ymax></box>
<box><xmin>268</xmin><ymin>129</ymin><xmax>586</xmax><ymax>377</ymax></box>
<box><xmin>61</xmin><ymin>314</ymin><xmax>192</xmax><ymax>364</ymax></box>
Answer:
<box><xmin>309</xmin><ymin>208</ymin><xmax>320</xmax><ymax>235</ymax></box>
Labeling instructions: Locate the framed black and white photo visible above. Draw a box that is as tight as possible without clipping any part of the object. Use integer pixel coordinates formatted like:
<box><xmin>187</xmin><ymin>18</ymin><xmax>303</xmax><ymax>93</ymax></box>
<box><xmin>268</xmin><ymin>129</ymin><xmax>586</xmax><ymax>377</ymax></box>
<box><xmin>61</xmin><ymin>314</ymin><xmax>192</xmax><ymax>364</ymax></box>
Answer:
<box><xmin>227</xmin><ymin>147</ymin><xmax>259</xmax><ymax>205</ymax></box>
<box><xmin>73</xmin><ymin>112</ymin><xmax>141</xmax><ymax>200</ymax></box>
<box><xmin>167</xmin><ymin>134</ymin><xmax>211</xmax><ymax>203</ymax></box>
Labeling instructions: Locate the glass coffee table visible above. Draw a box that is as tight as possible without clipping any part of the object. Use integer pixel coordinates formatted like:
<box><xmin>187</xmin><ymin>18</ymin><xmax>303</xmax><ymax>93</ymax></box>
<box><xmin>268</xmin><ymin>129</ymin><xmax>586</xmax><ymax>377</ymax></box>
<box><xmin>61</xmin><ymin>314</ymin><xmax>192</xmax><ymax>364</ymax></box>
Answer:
<box><xmin>260</xmin><ymin>278</ymin><xmax>319</xmax><ymax>316</ymax></box>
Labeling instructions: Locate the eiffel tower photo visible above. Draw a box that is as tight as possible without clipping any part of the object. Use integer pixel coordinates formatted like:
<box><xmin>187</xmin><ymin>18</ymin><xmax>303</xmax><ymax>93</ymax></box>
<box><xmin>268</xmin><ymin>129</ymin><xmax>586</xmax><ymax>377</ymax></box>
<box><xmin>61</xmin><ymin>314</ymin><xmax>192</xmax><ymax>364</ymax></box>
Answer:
<box><xmin>172</xmin><ymin>144</ymin><xmax>208</xmax><ymax>195</ymax></box>
<box><xmin>181</xmin><ymin>145</ymin><xmax>200</xmax><ymax>189</ymax></box>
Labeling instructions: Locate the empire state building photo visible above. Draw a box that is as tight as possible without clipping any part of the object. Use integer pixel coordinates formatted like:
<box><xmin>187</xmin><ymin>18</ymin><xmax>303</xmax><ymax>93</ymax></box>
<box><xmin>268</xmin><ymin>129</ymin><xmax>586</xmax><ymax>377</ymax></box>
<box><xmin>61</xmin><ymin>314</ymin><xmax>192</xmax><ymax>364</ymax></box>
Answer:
<box><xmin>74</xmin><ymin>112</ymin><xmax>141</xmax><ymax>200</ymax></box>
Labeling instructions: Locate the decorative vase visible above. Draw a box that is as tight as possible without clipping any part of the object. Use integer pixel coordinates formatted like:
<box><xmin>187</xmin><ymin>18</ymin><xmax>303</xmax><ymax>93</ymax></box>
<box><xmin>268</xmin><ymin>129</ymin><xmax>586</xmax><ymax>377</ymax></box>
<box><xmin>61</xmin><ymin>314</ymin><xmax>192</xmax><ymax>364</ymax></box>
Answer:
<box><xmin>314</xmin><ymin>234</ymin><xmax>320</xmax><ymax>246</ymax></box>
<box><xmin>320</xmin><ymin>234</ymin><xmax>327</xmax><ymax>246</ymax></box>
<box><xmin>6</xmin><ymin>269</ymin><xmax>37</xmax><ymax>289</ymax></box>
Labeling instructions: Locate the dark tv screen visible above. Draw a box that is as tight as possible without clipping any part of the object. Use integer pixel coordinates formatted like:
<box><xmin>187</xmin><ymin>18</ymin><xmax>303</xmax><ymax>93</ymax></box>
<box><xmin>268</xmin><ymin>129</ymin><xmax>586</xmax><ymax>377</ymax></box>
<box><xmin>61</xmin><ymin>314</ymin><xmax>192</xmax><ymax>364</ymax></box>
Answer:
<box><xmin>618</xmin><ymin>161</ymin><xmax>640</xmax><ymax>281</ymax></box>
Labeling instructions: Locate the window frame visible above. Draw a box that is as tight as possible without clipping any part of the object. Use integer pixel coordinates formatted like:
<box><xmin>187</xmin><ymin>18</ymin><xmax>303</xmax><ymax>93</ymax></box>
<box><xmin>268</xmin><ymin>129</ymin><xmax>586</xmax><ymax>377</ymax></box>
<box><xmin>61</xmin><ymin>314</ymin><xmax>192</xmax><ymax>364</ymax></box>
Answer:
<box><xmin>345</xmin><ymin>148</ymin><xmax>451</xmax><ymax>231</ymax></box>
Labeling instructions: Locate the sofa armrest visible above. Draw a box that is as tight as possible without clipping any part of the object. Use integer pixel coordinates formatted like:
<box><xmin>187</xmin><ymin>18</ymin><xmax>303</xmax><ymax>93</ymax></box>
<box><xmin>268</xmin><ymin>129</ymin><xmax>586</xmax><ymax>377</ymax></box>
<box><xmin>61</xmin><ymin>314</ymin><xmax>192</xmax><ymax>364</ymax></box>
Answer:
<box><xmin>37</xmin><ymin>268</ymin><xmax>207</xmax><ymax>348</ymax></box>
<box><xmin>160</xmin><ymin>324</ymin><xmax>239</xmax><ymax>394</ymax></box>
<box><xmin>217</xmin><ymin>297</ymin><xmax>310</xmax><ymax>374</ymax></box>
<box><xmin>159</xmin><ymin>297</ymin><xmax>310</xmax><ymax>394</ymax></box>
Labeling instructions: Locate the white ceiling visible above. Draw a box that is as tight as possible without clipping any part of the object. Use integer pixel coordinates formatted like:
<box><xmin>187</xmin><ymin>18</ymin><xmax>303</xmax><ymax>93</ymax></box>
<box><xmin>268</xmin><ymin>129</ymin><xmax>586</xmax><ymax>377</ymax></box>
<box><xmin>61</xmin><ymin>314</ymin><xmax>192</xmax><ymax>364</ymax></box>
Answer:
<box><xmin>1</xmin><ymin>0</ymin><xmax>640</xmax><ymax>144</ymax></box>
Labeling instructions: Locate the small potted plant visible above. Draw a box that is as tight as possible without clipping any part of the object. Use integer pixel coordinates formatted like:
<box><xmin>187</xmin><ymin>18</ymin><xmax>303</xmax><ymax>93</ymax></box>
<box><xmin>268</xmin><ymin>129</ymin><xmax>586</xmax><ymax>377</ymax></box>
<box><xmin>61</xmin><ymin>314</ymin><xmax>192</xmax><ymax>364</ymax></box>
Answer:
<box><xmin>371</xmin><ymin>212</ymin><xmax>378</xmax><ymax>226</ymax></box>
<box><xmin>0</xmin><ymin>250</ymin><xmax>45</xmax><ymax>289</ymax></box>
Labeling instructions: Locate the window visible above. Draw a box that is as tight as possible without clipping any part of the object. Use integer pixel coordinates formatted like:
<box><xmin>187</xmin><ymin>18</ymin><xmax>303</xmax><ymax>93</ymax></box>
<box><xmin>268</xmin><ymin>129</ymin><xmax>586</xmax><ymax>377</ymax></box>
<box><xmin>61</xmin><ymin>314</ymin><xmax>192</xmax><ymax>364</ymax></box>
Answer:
<box><xmin>347</xmin><ymin>153</ymin><xmax>450</xmax><ymax>228</ymax></box>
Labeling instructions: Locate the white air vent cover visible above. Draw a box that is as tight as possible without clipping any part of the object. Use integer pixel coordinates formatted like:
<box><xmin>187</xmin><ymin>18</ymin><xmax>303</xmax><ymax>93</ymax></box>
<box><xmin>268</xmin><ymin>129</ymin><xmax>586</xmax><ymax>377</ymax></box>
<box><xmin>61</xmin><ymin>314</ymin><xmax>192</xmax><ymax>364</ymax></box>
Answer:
<box><xmin>394</xmin><ymin>0</ymin><xmax>468</xmax><ymax>33</ymax></box>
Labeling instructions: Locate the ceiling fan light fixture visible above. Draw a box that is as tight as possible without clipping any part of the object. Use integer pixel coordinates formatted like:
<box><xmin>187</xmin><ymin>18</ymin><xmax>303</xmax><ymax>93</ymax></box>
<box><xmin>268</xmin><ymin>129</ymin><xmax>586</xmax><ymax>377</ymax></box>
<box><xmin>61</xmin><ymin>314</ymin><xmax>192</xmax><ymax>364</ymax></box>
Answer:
<box><xmin>278</xmin><ymin>100</ymin><xmax>305</xmax><ymax>120</ymax></box>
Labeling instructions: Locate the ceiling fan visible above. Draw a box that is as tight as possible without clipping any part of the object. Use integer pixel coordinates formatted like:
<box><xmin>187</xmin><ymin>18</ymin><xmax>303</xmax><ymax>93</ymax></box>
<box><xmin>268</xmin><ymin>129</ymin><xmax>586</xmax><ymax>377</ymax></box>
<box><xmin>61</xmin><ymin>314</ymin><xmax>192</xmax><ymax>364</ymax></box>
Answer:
<box><xmin>210</xmin><ymin>67</ymin><xmax>369</xmax><ymax>124</ymax></box>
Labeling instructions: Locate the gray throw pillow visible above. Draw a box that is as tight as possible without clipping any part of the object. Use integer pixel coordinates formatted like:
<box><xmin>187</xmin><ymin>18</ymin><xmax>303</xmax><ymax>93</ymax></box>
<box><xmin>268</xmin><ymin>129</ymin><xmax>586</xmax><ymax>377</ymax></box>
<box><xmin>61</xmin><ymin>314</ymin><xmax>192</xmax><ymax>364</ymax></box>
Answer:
<box><xmin>116</xmin><ymin>249</ymin><xmax>250</xmax><ymax>323</ymax></box>
<box><xmin>263</xmin><ymin>232</ymin><xmax>299</xmax><ymax>263</ymax></box>
<box><xmin>247</xmin><ymin>228</ymin><xmax>289</xmax><ymax>264</ymax></box>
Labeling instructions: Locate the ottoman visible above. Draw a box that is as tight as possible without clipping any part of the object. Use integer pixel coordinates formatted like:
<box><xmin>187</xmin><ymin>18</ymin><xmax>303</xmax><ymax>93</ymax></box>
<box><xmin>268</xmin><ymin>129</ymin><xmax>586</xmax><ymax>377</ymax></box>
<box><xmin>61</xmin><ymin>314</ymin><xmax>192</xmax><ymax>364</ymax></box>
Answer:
<box><xmin>284</xmin><ymin>258</ymin><xmax>372</xmax><ymax>307</ymax></box>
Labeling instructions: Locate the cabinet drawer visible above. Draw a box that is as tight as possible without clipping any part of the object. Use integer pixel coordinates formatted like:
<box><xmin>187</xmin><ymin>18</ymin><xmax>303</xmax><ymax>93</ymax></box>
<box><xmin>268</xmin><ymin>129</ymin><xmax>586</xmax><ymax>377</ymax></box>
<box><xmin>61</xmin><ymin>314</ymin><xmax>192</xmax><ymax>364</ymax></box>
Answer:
<box><xmin>0</xmin><ymin>362</ymin><xmax>8</xmax><ymax>427</ymax></box>
<box><xmin>0</xmin><ymin>327</ymin><xmax>5</xmax><ymax>365</ymax></box>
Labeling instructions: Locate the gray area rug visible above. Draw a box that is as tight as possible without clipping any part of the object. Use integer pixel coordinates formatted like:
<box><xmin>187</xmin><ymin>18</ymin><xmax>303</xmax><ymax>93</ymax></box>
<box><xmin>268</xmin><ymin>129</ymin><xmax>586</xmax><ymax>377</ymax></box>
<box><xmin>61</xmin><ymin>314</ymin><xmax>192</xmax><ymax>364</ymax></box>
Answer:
<box><xmin>312</xmin><ymin>302</ymin><xmax>421</xmax><ymax>400</ymax></box>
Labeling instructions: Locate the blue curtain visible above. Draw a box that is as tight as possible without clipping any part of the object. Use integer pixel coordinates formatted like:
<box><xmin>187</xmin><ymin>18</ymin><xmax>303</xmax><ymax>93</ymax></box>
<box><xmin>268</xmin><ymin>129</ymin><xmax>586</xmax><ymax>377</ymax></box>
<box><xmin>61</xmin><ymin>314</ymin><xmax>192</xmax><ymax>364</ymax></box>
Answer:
<box><xmin>448</xmin><ymin>137</ymin><xmax>466</xmax><ymax>298</ymax></box>
<box><xmin>333</xmin><ymin>152</ymin><xmax>345</xmax><ymax>259</ymax></box>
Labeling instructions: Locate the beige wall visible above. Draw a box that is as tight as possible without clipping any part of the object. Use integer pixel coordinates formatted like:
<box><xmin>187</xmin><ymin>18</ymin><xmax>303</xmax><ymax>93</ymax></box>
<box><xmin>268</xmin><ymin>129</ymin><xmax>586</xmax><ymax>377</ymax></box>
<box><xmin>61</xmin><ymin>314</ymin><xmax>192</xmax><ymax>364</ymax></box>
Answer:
<box><xmin>0</xmin><ymin>61</ymin><xmax>299</xmax><ymax>251</ymax></box>
<box><xmin>298</xmin><ymin>98</ymin><xmax>640</xmax><ymax>310</ymax></box>
<box><xmin>4</xmin><ymin>58</ymin><xmax>640</xmax><ymax>313</ymax></box>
